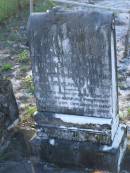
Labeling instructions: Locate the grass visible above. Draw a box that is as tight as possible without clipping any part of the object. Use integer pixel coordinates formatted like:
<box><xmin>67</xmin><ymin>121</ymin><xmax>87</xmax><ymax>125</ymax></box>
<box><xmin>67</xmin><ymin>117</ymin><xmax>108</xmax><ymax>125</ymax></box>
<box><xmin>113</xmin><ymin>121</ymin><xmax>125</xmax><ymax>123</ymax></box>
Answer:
<box><xmin>18</xmin><ymin>50</ymin><xmax>29</xmax><ymax>63</ymax></box>
<box><xmin>0</xmin><ymin>0</ymin><xmax>29</xmax><ymax>22</ymax></box>
<box><xmin>119</xmin><ymin>109</ymin><xmax>130</xmax><ymax>121</ymax></box>
<box><xmin>128</xmin><ymin>108</ymin><xmax>130</xmax><ymax>116</ymax></box>
<box><xmin>1</xmin><ymin>63</ymin><xmax>12</xmax><ymax>72</ymax></box>
<box><xmin>26</xmin><ymin>106</ymin><xmax>37</xmax><ymax>117</ymax></box>
<box><xmin>21</xmin><ymin>105</ymin><xmax>37</xmax><ymax>124</ymax></box>
<box><xmin>22</xmin><ymin>76</ymin><xmax>34</xmax><ymax>94</ymax></box>
<box><xmin>0</xmin><ymin>0</ymin><xmax>29</xmax><ymax>58</ymax></box>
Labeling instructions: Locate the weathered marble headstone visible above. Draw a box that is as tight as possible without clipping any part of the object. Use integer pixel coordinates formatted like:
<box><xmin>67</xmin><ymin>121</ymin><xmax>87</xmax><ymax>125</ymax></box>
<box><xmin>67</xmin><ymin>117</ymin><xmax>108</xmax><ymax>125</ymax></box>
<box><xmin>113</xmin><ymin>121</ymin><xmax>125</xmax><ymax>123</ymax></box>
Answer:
<box><xmin>28</xmin><ymin>8</ymin><xmax>127</xmax><ymax>173</ymax></box>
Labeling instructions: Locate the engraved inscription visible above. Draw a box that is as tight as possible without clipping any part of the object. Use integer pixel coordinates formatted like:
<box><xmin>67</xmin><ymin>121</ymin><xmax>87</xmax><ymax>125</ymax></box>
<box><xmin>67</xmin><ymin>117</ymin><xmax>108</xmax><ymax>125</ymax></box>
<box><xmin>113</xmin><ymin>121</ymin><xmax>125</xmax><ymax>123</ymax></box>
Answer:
<box><xmin>29</xmin><ymin>11</ymin><xmax>115</xmax><ymax>118</ymax></box>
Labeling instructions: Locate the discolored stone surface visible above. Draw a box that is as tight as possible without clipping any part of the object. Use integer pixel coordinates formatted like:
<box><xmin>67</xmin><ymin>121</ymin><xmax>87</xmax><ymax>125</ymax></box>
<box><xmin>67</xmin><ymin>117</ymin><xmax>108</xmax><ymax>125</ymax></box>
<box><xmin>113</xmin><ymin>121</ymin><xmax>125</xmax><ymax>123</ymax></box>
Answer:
<box><xmin>0</xmin><ymin>161</ymin><xmax>33</xmax><ymax>173</ymax></box>
<box><xmin>0</xmin><ymin>80</ymin><xmax>19</xmax><ymax>129</ymax></box>
<box><xmin>31</xmin><ymin>124</ymin><xmax>127</xmax><ymax>173</ymax></box>
<box><xmin>28</xmin><ymin>7</ymin><xmax>127</xmax><ymax>172</ymax></box>
<box><xmin>28</xmin><ymin>8</ymin><xmax>119</xmax><ymax>145</ymax></box>
<box><xmin>28</xmin><ymin>8</ymin><xmax>117</xmax><ymax>119</ymax></box>
<box><xmin>34</xmin><ymin>112</ymin><xmax>119</xmax><ymax>145</ymax></box>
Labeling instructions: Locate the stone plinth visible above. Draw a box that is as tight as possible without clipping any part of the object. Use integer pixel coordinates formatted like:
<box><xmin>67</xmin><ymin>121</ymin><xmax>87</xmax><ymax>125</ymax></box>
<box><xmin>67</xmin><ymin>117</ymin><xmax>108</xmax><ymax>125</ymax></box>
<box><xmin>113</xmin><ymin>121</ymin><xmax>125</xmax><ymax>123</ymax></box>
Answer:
<box><xmin>31</xmin><ymin>124</ymin><xmax>127</xmax><ymax>173</ymax></box>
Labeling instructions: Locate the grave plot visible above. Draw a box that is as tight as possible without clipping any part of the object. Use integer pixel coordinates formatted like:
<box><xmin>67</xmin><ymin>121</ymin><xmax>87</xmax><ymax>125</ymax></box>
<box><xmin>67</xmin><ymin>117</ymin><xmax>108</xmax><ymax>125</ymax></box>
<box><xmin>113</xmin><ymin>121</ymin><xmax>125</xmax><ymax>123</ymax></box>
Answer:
<box><xmin>28</xmin><ymin>8</ymin><xmax>127</xmax><ymax>173</ymax></box>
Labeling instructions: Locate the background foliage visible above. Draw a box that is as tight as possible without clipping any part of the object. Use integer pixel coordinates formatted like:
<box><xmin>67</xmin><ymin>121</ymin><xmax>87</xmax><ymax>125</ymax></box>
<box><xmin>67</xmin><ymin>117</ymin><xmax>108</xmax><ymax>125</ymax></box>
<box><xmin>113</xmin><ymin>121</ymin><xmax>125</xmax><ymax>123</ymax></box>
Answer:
<box><xmin>0</xmin><ymin>0</ymin><xmax>28</xmax><ymax>22</ymax></box>
<box><xmin>0</xmin><ymin>0</ymin><xmax>55</xmax><ymax>22</ymax></box>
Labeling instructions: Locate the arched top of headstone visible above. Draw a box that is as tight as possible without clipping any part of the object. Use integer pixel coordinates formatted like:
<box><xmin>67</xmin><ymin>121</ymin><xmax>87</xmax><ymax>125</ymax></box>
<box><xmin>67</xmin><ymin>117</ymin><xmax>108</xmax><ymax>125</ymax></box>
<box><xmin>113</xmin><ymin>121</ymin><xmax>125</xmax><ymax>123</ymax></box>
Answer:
<box><xmin>28</xmin><ymin>7</ymin><xmax>115</xmax><ymax>34</ymax></box>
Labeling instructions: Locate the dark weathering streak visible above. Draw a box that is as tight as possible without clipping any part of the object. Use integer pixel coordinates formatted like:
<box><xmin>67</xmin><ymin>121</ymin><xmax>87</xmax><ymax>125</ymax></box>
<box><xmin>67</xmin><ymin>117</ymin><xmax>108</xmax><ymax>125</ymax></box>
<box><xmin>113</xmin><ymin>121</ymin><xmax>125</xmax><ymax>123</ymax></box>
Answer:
<box><xmin>28</xmin><ymin>9</ymin><xmax>115</xmax><ymax>118</ymax></box>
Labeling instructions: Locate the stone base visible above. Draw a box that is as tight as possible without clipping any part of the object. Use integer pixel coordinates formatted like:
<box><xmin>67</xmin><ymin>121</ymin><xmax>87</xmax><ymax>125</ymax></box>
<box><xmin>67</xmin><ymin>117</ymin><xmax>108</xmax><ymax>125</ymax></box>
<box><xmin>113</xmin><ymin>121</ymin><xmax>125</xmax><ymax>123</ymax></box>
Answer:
<box><xmin>31</xmin><ymin>124</ymin><xmax>127</xmax><ymax>173</ymax></box>
<box><xmin>34</xmin><ymin>112</ymin><xmax>119</xmax><ymax>145</ymax></box>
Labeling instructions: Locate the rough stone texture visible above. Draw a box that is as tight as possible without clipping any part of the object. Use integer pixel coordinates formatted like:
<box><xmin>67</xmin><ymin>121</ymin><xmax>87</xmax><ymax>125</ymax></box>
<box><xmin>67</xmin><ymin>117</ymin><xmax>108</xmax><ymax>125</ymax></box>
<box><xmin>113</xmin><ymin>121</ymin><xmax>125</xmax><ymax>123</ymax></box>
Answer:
<box><xmin>34</xmin><ymin>112</ymin><xmax>119</xmax><ymax>145</ymax></box>
<box><xmin>0</xmin><ymin>161</ymin><xmax>33</xmax><ymax>173</ymax></box>
<box><xmin>0</xmin><ymin>80</ymin><xmax>19</xmax><ymax>150</ymax></box>
<box><xmin>31</xmin><ymin>124</ymin><xmax>127</xmax><ymax>173</ymax></box>
<box><xmin>0</xmin><ymin>131</ymin><xmax>130</xmax><ymax>173</ymax></box>
<box><xmin>28</xmin><ymin>8</ymin><xmax>117</xmax><ymax>119</ymax></box>
<box><xmin>28</xmin><ymin>8</ymin><xmax>127</xmax><ymax>172</ymax></box>
<box><xmin>54</xmin><ymin>0</ymin><xmax>130</xmax><ymax>60</ymax></box>
<box><xmin>28</xmin><ymin>8</ymin><xmax>119</xmax><ymax>145</ymax></box>
<box><xmin>0</xmin><ymin>80</ymin><xmax>19</xmax><ymax>129</ymax></box>
<box><xmin>53</xmin><ymin>0</ymin><xmax>130</xmax><ymax>118</ymax></box>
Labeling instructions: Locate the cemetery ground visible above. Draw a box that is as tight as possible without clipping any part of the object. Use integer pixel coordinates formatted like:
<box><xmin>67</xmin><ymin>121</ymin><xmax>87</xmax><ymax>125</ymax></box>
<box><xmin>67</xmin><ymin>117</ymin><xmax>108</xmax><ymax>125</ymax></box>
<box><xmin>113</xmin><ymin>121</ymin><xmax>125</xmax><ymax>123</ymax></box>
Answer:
<box><xmin>0</xmin><ymin>1</ymin><xmax>130</xmax><ymax>173</ymax></box>
<box><xmin>0</xmin><ymin>9</ymin><xmax>36</xmax><ymax>127</ymax></box>
<box><xmin>0</xmin><ymin>8</ymin><xmax>36</xmax><ymax>163</ymax></box>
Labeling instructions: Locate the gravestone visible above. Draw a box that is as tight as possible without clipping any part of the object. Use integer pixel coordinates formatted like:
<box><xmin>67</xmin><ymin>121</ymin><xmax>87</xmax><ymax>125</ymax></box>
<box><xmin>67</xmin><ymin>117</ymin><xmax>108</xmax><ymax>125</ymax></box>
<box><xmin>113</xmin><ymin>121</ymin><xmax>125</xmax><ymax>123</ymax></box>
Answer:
<box><xmin>28</xmin><ymin>8</ymin><xmax>127</xmax><ymax>172</ymax></box>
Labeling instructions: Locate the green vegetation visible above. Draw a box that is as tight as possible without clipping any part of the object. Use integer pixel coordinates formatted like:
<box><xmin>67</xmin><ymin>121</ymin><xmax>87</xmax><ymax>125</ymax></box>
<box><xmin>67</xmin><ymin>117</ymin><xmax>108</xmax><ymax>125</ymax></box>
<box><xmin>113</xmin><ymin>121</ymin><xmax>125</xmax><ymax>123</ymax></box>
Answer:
<box><xmin>22</xmin><ymin>76</ymin><xmax>34</xmax><ymax>94</ymax></box>
<box><xmin>21</xmin><ymin>105</ymin><xmax>37</xmax><ymax>124</ymax></box>
<box><xmin>119</xmin><ymin>111</ymin><xmax>128</xmax><ymax>121</ymax></box>
<box><xmin>26</xmin><ymin>106</ymin><xmax>37</xmax><ymax>117</ymax></box>
<box><xmin>128</xmin><ymin>108</ymin><xmax>130</xmax><ymax>116</ymax></box>
<box><xmin>34</xmin><ymin>0</ymin><xmax>55</xmax><ymax>12</ymax></box>
<box><xmin>0</xmin><ymin>0</ymin><xmax>28</xmax><ymax>22</ymax></box>
<box><xmin>1</xmin><ymin>63</ymin><xmax>12</xmax><ymax>72</ymax></box>
<box><xmin>18</xmin><ymin>50</ymin><xmax>29</xmax><ymax>63</ymax></box>
<box><xmin>118</xmin><ymin>82</ymin><xmax>127</xmax><ymax>90</ymax></box>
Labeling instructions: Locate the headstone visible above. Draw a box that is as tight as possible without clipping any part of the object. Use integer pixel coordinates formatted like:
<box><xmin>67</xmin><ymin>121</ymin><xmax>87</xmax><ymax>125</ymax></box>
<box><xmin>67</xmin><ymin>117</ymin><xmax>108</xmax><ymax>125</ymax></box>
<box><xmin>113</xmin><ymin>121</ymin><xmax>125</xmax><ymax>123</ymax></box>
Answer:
<box><xmin>28</xmin><ymin>8</ymin><xmax>127</xmax><ymax>173</ymax></box>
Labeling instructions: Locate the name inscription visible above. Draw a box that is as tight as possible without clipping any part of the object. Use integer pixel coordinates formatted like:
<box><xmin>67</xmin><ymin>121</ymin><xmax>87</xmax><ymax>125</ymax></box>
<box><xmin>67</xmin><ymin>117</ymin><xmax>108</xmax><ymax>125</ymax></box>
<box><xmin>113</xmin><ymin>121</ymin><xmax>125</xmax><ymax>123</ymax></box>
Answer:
<box><xmin>32</xmin><ymin>14</ymin><xmax>113</xmax><ymax>118</ymax></box>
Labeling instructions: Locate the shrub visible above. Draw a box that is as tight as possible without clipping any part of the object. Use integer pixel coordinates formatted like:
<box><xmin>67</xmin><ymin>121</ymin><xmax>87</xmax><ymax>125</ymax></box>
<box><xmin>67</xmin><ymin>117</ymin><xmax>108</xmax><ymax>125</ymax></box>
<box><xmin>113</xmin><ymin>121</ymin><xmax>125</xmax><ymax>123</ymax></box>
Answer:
<box><xmin>1</xmin><ymin>63</ymin><xmax>12</xmax><ymax>72</ymax></box>
<box><xmin>18</xmin><ymin>50</ymin><xmax>29</xmax><ymax>63</ymax></box>
<box><xmin>22</xmin><ymin>76</ymin><xmax>34</xmax><ymax>94</ymax></box>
